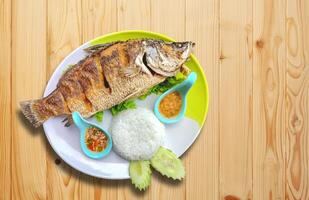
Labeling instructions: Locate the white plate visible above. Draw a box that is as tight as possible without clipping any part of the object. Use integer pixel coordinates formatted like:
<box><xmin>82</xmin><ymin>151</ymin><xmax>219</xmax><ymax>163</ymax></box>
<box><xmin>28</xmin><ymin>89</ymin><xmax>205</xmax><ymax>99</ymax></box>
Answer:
<box><xmin>43</xmin><ymin>31</ymin><xmax>208</xmax><ymax>179</ymax></box>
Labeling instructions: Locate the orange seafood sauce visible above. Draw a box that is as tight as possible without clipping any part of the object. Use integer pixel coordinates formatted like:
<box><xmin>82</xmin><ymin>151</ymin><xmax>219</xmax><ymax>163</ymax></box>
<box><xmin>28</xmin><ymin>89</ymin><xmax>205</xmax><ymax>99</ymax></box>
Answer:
<box><xmin>85</xmin><ymin>127</ymin><xmax>108</xmax><ymax>152</ymax></box>
<box><xmin>159</xmin><ymin>91</ymin><xmax>182</xmax><ymax>118</ymax></box>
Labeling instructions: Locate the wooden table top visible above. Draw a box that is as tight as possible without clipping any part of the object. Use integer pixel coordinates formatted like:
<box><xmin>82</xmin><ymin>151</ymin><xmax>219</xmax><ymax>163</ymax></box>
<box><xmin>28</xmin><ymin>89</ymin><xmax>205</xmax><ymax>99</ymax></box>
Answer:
<box><xmin>1</xmin><ymin>0</ymin><xmax>308</xmax><ymax>199</ymax></box>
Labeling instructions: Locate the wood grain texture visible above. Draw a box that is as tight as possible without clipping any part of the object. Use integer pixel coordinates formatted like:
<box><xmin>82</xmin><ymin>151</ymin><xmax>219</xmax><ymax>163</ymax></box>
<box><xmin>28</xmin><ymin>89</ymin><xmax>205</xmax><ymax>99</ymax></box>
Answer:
<box><xmin>252</xmin><ymin>0</ymin><xmax>286</xmax><ymax>199</ymax></box>
<box><xmin>117</xmin><ymin>0</ymin><xmax>150</xmax><ymax>30</ymax></box>
<box><xmin>11</xmin><ymin>0</ymin><xmax>47</xmax><ymax>199</ymax></box>
<box><xmin>0</xmin><ymin>0</ymin><xmax>11</xmax><ymax>199</ymax></box>
<box><xmin>286</xmin><ymin>0</ymin><xmax>309</xmax><ymax>199</ymax></box>
<box><xmin>150</xmin><ymin>0</ymin><xmax>185</xmax><ymax>40</ymax></box>
<box><xmin>0</xmin><ymin>0</ymin><xmax>308</xmax><ymax>199</ymax></box>
<box><xmin>47</xmin><ymin>0</ymin><xmax>82</xmax><ymax>77</ymax></box>
<box><xmin>219</xmin><ymin>0</ymin><xmax>253</xmax><ymax>198</ymax></box>
<box><xmin>185</xmin><ymin>0</ymin><xmax>219</xmax><ymax>199</ymax></box>
<box><xmin>82</xmin><ymin>0</ymin><xmax>117</xmax><ymax>41</ymax></box>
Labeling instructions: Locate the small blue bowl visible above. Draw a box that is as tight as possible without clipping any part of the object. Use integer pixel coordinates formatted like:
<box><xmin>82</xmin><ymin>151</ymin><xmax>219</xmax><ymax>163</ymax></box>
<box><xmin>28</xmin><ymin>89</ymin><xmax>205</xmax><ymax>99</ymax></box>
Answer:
<box><xmin>154</xmin><ymin>72</ymin><xmax>197</xmax><ymax>124</ymax></box>
<box><xmin>72</xmin><ymin>112</ymin><xmax>112</xmax><ymax>159</ymax></box>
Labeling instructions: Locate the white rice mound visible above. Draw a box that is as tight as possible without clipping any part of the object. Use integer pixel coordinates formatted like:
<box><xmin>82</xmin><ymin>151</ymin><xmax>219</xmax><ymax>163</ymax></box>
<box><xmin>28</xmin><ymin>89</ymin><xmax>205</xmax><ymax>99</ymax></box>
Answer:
<box><xmin>110</xmin><ymin>107</ymin><xmax>165</xmax><ymax>161</ymax></box>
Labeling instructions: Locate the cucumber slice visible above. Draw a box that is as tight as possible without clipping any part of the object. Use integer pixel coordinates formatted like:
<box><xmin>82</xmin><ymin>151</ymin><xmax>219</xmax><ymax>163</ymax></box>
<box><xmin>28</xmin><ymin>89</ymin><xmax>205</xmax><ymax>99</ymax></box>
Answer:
<box><xmin>129</xmin><ymin>160</ymin><xmax>151</xmax><ymax>190</ymax></box>
<box><xmin>150</xmin><ymin>147</ymin><xmax>185</xmax><ymax>180</ymax></box>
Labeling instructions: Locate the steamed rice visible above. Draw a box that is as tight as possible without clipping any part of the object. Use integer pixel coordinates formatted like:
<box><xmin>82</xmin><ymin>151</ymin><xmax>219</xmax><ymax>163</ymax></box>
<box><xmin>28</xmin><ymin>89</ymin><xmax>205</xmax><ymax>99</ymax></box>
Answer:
<box><xmin>110</xmin><ymin>107</ymin><xmax>165</xmax><ymax>160</ymax></box>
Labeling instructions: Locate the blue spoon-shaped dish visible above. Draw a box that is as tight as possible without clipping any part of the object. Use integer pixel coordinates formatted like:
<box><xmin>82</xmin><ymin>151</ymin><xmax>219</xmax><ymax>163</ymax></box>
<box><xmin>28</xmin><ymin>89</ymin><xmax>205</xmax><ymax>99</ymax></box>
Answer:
<box><xmin>154</xmin><ymin>72</ymin><xmax>197</xmax><ymax>124</ymax></box>
<box><xmin>72</xmin><ymin>112</ymin><xmax>112</xmax><ymax>159</ymax></box>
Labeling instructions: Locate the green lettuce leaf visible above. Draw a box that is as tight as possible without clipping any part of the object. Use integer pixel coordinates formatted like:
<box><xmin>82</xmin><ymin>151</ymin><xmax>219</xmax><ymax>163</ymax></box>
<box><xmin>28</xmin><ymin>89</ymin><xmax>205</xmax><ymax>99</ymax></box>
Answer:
<box><xmin>138</xmin><ymin>72</ymin><xmax>187</xmax><ymax>100</ymax></box>
<box><xmin>110</xmin><ymin>100</ymin><xmax>136</xmax><ymax>116</ymax></box>
<box><xmin>138</xmin><ymin>90</ymin><xmax>152</xmax><ymax>100</ymax></box>
<box><xmin>94</xmin><ymin>111</ymin><xmax>104</xmax><ymax>122</ymax></box>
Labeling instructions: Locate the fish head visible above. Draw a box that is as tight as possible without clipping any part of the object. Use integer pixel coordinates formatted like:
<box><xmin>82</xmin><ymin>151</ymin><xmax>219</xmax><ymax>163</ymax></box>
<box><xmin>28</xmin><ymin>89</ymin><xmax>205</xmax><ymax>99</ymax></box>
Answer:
<box><xmin>143</xmin><ymin>40</ymin><xmax>195</xmax><ymax>77</ymax></box>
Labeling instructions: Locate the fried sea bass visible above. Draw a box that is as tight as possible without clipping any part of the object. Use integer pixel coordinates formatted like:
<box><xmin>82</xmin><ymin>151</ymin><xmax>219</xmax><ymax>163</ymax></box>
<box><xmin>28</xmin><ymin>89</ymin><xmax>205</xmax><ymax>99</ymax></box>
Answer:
<box><xmin>20</xmin><ymin>39</ymin><xmax>194</xmax><ymax>127</ymax></box>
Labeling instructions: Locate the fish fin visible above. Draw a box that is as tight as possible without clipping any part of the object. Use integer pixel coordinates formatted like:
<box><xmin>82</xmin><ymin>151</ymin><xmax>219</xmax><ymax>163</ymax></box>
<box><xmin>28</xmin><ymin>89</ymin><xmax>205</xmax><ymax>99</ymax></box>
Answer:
<box><xmin>20</xmin><ymin>100</ymin><xmax>49</xmax><ymax>128</ymax></box>
<box><xmin>62</xmin><ymin>115</ymin><xmax>73</xmax><ymax>127</ymax></box>
<box><xmin>119</xmin><ymin>67</ymin><xmax>141</xmax><ymax>77</ymax></box>
<box><xmin>84</xmin><ymin>42</ymin><xmax>118</xmax><ymax>54</ymax></box>
<box><xmin>180</xmin><ymin>65</ymin><xmax>191</xmax><ymax>76</ymax></box>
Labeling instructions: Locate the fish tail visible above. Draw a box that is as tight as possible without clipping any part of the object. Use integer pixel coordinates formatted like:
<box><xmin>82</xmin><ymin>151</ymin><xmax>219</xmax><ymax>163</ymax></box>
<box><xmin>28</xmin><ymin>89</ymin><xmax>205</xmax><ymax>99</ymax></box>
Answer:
<box><xmin>20</xmin><ymin>90</ymin><xmax>70</xmax><ymax>128</ymax></box>
<box><xmin>20</xmin><ymin>99</ymin><xmax>50</xmax><ymax>128</ymax></box>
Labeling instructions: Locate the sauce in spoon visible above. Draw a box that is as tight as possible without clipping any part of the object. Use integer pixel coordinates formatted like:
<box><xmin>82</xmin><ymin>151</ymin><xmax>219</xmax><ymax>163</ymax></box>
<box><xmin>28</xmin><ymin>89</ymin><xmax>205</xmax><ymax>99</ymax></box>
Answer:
<box><xmin>85</xmin><ymin>127</ymin><xmax>108</xmax><ymax>152</ymax></box>
<box><xmin>72</xmin><ymin>111</ymin><xmax>112</xmax><ymax>159</ymax></box>
<box><xmin>154</xmin><ymin>72</ymin><xmax>197</xmax><ymax>124</ymax></box>
<box><xmin>159</xmin><ymin>91</ymin><xmax>182</xmax><ymax>118</ymax></box>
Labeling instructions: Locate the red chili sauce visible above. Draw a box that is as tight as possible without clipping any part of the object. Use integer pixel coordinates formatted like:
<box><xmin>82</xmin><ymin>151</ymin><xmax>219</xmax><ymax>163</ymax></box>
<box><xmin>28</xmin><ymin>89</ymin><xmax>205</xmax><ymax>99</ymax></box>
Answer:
<box><xmin>85</xmin><ymin>127</ymin><xmax>108</xmax><ymax>152</ymax></box>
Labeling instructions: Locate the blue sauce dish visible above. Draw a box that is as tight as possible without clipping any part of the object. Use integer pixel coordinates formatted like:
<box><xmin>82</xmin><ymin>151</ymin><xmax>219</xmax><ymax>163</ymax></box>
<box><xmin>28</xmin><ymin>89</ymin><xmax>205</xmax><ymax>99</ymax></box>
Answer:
<box><xmin>154</xmin><ymin>72</ymin><xmax>197</xmax><ymax>124</ymax></box>
<box><xmin>72</xmin><ymin>112</ymin><xmax>112</xmax><ymax>159</ymax></box>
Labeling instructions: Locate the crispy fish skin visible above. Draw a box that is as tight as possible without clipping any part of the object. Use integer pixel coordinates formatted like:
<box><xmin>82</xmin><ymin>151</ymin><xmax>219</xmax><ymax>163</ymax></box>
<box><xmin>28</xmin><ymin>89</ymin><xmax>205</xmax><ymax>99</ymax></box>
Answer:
<box><xmin>20</xmin><ymin>39</ymin><xmax>194</xmax><ymax>127</ymax></box>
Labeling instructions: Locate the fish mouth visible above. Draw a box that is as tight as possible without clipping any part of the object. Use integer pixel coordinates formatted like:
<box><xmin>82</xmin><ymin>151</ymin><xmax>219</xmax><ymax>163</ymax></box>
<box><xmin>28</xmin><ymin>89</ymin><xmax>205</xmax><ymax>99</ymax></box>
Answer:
<box><xmin>175</xmin><ymin>41</ymin><xmax>195</xmax><ymax>49</ymax></box>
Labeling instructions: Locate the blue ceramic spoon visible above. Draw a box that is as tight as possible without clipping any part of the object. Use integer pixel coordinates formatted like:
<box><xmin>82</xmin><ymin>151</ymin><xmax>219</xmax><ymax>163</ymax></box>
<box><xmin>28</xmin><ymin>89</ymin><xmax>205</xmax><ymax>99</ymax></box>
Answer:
<box><xmin>72</xmin><ymin>112</ymin><xmax>112</xmax><ymax>159</ymax></box>
<box><xmin>154</xmin><ymin>72</ymin><xmax>197</xmax><ymax>124</ymax></box>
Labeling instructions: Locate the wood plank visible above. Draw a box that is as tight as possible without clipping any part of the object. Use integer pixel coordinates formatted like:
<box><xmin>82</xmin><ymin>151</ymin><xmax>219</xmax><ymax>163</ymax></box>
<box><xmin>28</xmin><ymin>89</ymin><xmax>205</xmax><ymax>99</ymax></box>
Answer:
<box><xmin>286</xmin><ymin>0</ymin><xmax>309</xmax><ymax>199</ymax></box>
<box><xmin>46</xmin><ymin>0</ymin><xmax>95</xmax><ymax>199</ymax></box>
<box><xmin>47</xmin><ymin>0</ymin><xmax>82</xmax><ymax>77</ymax></box>
<box><xmin>150</xmin><ymin>0</ymin><xmax>186</xmax><ymax>199</ymax></box>
<box><xmin>81</xmin><ymin>1</ymin><xmax>119</xmax><ymax>199</ymax></box>
<box><xmin>186</xmin><ymin>0</ymin><xmax>220</xmax><ymax>199</ymax></box>
<box><xmin>117</xmin><ymin>0</ymin><xmax>150</xmax><ymax>30</ymax></box>
<box><xmin>0</xmin><ymin>0</ymin><xmax>11</xmax><ymax>199</ymax></box>
<box><xmin>11</xmin><ymin>0</ymin><xmax>47</xmax><ymax>199</ymax></box>
<box><xmin>252</xmin><ymin>0</ymin><xmax>286</xmax><ymax>199</ymax></box>
<box><xmin>219</xmin><ymin>0</ymin><xmax>253</xmax><ymax>199</ymax></box>
<box><xmin>82</xmin><ymin>0</ymin><xmax>117</xmax><ymax>41</ymax></box>
<box><xmin>150</xmin><ymin>0</ymin><xmax>185</xmax><ymax>39</ymax></box>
